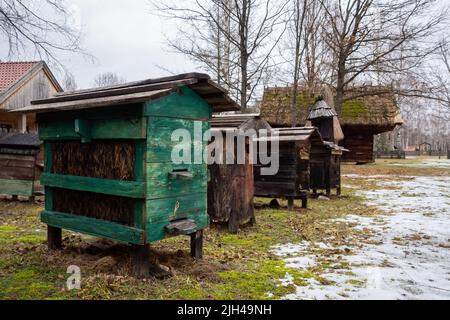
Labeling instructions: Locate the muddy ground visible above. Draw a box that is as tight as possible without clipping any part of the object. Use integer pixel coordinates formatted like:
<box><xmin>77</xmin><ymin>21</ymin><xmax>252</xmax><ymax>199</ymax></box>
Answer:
<box><xmin>0</xmin><ymin>157</ymin><xmax>449</xmax><ymax>300</ymax></box>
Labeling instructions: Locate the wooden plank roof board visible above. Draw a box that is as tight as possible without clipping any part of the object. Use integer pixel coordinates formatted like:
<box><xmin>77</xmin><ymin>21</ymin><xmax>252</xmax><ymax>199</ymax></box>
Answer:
<box><xmin>254</xmin><ymin>127</ymin><xmax>324</xmax><ymax>143</ymax></box>
<box><xmin>14</xmin><ymin>73</ymin><xmax>239</xmax><ymax>114</ymax></box>
<box><xmin>210</xmin><ymin>114</ymin><xmax>272</xmax><ymax>132</ymax></box>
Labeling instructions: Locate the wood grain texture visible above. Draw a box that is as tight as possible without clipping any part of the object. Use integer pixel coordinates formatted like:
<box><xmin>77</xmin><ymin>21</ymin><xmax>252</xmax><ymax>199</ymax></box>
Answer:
<box><xmin>40</xmin><ymin>173</ymin><xmax>145</xmax><ymax>199</ymax></box>
<box><xmin>144</xmin><ymin>87</ymin><xmax>211</xmax><ymax>120</ymax></box>
<box><xmin>0</xmin><ymin>178</ymin><xmax>34</xmax><ymax>196</ymax></box>
<box><xmin>39</xmin><ymin>116</ymin><xmax>147</xmax><ymax>141</ymax></box>
<box><xmin>41</xmin><ymin>210</ymin><xmax>145</xmax><ymax>244</ymax></box>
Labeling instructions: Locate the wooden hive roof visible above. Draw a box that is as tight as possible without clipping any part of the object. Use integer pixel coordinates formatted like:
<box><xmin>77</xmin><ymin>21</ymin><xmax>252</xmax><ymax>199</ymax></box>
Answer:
<box><xmin>261</xmin><ymin>85</ymin><xmax>403</xmax><ymax>132</ymax></box>
<box><xmin>255</xmin><ymin>127</ymin><xmax>324</xmax><ymax>144</ymax></box>
<box><xmin>307</xmin><ymin>99</ymin><xmax>338</xmax><ymax>120</ymax></box>
<box><xmin>14</xmin><ymin>73</ymin><xmax>239</xmax><ymax>113</ymax></box>
<box><xmin>0</xmin><ymin>132</ymin><xmax>40</xmax><ymax>149</ymax></box>
<box><xmin>210</xmin><ymin>114</ymin><xmax>272</xmax><ymax>132</ymax></box>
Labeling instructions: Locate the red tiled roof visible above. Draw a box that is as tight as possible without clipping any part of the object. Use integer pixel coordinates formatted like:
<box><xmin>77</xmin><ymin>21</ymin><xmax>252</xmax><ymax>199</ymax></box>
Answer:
<box><xmin>0</xmin><ymin>61</ymin><xmax>39</xmax><ymax>94</ymax></box>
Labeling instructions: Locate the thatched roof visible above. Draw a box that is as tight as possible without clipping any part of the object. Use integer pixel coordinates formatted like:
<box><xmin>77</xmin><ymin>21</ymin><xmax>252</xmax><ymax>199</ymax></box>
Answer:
<box><xmin>260</xmin><ymin>86</ymin><xmax>403</xmax><ymax>132</ymax></box>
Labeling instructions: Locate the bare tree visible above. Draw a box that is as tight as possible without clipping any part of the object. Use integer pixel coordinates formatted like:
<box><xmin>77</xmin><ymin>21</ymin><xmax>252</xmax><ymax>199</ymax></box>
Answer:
<box><xmin>93</xmin><ymin>72</ymin><xmax>126</xmax><ymax>88</ymax></box>
<box><xmin>319</xmin><ymin>0</ymin><xmax>448</xmax><ymax>114</ymax></box>
<box><xmin>436</xmin><ymin>40</ymin><xmax>450</xmax><ymax>112</ymax></box>
<box><xmin>282</xmin><ymin>0</ymin><xmax>331</xmax><ymax>126</ymax></box>
<box><xmin>152</xmin><ymin>0</ymin><xmax>289</xmax><ymax>110</ymax></box>
<box><xmin>0</xmin><ymin>0</ymin><xmax>88</xmax><ymax>67</ymax></box>
<box><xmin>63</xmin><ymin>72</ymin><xmax>77</xmax><ymax>92</ymax></box>
<box><xmin>288</xmin><ymin>0</ymin><xmax>308</xmax><ymax>126</ymax></box>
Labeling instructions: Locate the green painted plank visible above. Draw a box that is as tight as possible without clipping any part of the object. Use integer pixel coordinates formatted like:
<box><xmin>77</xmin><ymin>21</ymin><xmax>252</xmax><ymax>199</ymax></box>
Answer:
<box><xmin>134</xmin><ymin>140</ymin><xmax>146</xmax><ymax>182</ymax></box>
<box><xmin>0</xmin><ymin>179</ymin><xmax>33</xmax><ymax>197</ymax></box>
<box><xmin>44</xmin><ymin>142</ymin><xmax>52</xmax><ymax>173</ymax></box>
<box><xmin>147</xmin><ymin>118</ymin><xmax>209</xmax><ymax>163</ymax></box>
<box><xmin>146</xmin><ymin>193</ymin><xmax>207</xmax><ymax>224</ymax></box>
<box><xmin>144</xmin><ymin>86</ymin><xmax>212</xmax><ymax>120</ymax></box>
<box><xmin>146</xmin><ymin>163</ymin><xmax>207</xmax><ymax>199</ymax></box>
<box><xmin>146</xmin><ymin>212</ymin><xmax>209</xmax><ymax>243</ymax></box>
<box><xmin>40</xmin><ymin>173</ymin><xmax>145</xmax><ymax>199</ymax></box>
<box><xmin>41</xmin><ymin>210</ymin><xmax>145</xmax><ymax>245</ymax></box>
<box><xmin>39</xmin><ymin>117</ymin><xmax>147</xmax><ymax>140</ymax></box>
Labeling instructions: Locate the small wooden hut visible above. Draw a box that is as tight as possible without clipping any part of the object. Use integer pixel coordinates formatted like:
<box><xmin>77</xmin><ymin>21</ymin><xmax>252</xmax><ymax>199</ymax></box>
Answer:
<box><xmin>260</xmin><ymin>86</ymin><xmax>403</xmax><ymax>164</ymax></box>
<box><xmin>0</xmin><ymin>131</ymin><xmax>42</xmax><ymax>200</ymax></box>
<box><xmin>15</xmin><ymin>73</ymin><xmax>239</xmax><ymax>277</ymax></box>
<box><xmin>0</xmin><ymin>61</ymin><xmax>62</xmax><ymax>133</ymax></box>
<box><xmin>208</xmin><ymin>114</ymin><xmax>271</xmax><ymax>233</ymax></box>
<box><xmin>306</xmin><ymin>98</ymin><xmax>348</xmax><ymax>197</ymax></box>
<box><xmin>253</xmin><ymin>127</ymin><xmax>324</xmax><ymax>210</ymax></box>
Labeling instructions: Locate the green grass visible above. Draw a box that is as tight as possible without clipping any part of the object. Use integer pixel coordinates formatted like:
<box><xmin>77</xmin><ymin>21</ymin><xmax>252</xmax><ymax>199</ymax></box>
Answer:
<box><xmin>0</xmin><ymin>166</ymin><xmax>390</xmax><ymax>300</ymax></box>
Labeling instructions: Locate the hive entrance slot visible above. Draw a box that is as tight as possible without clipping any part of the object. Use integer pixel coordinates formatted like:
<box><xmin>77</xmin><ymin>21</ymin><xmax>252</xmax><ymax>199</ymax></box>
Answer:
<box><xmin>168</xmin><ymin>169</ymin><xmax>194</xmax><ymax>180</ymax></box>
<box><xmin>165</xmin><ymin>219</ymin><xmax>197</xmax><ymax>235</ymax></box>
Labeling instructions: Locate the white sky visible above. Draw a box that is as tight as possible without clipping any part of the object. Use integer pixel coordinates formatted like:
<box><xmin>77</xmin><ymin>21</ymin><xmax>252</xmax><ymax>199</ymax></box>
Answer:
<box><xmin>65</xmin><ymin>0</ymin><xmax>196</xmax><ymax>89</ymax></box>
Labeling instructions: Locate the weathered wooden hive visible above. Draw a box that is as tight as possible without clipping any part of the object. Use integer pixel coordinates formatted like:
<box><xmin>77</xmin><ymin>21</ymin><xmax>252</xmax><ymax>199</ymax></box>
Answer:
<box><xmin>15</xmin><ymin>73</ymin><xmax>239</xmax><ymax>276</ymax></box>
<box><xmin>253</xmin><ymin>127</ymin><xmax>324</xmax><ymax>210</ymax></box>
<box><xmin>306</xmin><ymin>98</ymin><xmax>348</xmax><ymax>197</ymax></box>
<box><xmin>208</xmin><ymin>114</ymin><xmax>272</xmax><ymax>233</ymax></box>
<box><xmin>0</xmin><ymin>131</ymin><xmax>42</xmax><ymax>200</ymax></box>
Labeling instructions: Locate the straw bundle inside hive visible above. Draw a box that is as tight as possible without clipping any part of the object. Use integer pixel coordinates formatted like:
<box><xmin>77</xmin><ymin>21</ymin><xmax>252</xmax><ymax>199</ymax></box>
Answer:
<box><xmin>51</xmin><ymin>140</ymin><xmax>137</xmax><ymax>226</ymax></box>
<box><xmin>52</xmin><ymin>140</ymin><xmax>135</xmax><ymax>180</ymax></box>
<box><xmin>53</xmin><ymin>188</ymin><xmax>135</xmax><ymax>226</ymax></box>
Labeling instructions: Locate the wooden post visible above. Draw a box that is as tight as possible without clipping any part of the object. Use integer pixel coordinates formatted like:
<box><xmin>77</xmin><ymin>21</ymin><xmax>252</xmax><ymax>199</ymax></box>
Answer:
<box><xmin>228</xmin><ymin>212</ymin><xmax>239</xmax><ymax>234</ymax></box>
<box><xmin>131</xmin><ymin>244</ymin><xmax>151</xmax><ymax>278</ymax></box>
<box><xmin>301</xmin><ymin>196</ymin><xmax>308</xmax><ymax>209</ymax></box>
<box><xmin>190</xmin><ymin>230</ymin><xmax>203</xmax><ymax>259</ymax></box>
<box><xmin>336</xmin><ymin>187</ymin><xmax>342</xmax><ymax>197</ymax></box>
<box><xmin>47</xmin><ymin>225</ymin><xmax>62</xmax><ymax>250</ymax></box>
<box><xmin>287</xmin><ymin>197</ymin><xmax>294</xmax><ymax>211</ymax></box>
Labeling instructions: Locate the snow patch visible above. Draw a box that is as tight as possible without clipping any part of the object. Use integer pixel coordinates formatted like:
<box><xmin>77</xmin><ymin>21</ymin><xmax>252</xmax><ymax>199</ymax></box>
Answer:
<box><xmin>272</xmin><ymin>173</ymin><xmax>450</xmax><ymax>300</ymax></box>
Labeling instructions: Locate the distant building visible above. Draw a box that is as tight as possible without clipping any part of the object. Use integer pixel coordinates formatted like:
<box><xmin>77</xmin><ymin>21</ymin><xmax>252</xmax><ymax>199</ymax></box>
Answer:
<box><xmin>260</xmin><ymin>86</ymin><xmax>404</xmax><ymax>164</ymax></box>
<box><xmin>0</xmin><ymin>61</ymin><xmax>62</xmax><ymax>133</ymax></box>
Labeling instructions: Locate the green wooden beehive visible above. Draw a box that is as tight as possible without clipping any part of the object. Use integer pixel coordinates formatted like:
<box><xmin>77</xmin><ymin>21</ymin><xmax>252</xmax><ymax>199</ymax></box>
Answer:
<box><xmin>17</xmin><ymin>73</ymin><xmax>238</xmax><ymax>276</ymax></box>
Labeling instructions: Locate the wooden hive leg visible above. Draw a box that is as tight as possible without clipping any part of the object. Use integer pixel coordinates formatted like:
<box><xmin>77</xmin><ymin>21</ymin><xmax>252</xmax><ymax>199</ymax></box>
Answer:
<box><xmin>228</xmin><ymin>213</ymin><xmax>239</xmax><ymax>234</ymax></box>
<box><xmin>287</xmin><ymin>197</ymin><xmax>294</xmax><ymax>211</ymax></box>
<box><xmin>190</xmin><ymin>230</ymin><xmax>203</xmax><ymax>260</ymax></box>
<box><xmin>12</xmin><ymin>195</ymin><xmax>18</xmax><ymax>201</ymax></box>
<box><xmin>131</xmin><ymin>244</ymin><xmax>151</xmax><ymax>278</ymax></box>
<box><xmin>47</xmin><ymin>225</ymin><xmax>62</xmax><ymax>250</ymax></box>
<box><xmin>336</xmin><ymin>186</ymin><xmax>342</xmax><ymax>197</ymax></box>
<box><xmin>301</xmin><ymin>196</ymin><xmax>308</xmax><ymax>209</ymax></box>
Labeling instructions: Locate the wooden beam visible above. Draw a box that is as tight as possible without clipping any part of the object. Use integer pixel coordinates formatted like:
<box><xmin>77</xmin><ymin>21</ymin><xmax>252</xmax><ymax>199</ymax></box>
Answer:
<box><xmin>40</xmin><ymin>173</ymin><xmax>145</xmax><ymax>199</ymax></box>
<box><xmin>42</xmin><ymin>210</ymin><xmax>145</xmax><ymax>245</ymax></box>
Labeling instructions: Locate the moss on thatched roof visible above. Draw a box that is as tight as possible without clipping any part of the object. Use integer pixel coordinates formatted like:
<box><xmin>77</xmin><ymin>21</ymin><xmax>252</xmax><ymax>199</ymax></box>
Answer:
<box><xmin>260</xmin><ymin>86</ymin><xmax>403</xmax><ymax>131</ymax></box>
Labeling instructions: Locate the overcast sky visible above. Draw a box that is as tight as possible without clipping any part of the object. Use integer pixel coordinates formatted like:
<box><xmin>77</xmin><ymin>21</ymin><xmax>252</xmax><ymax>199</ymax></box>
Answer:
<box><xmin>65</xmin><ymin>0</ymin><xmax>196</xmax><ymax>89</ymax></box>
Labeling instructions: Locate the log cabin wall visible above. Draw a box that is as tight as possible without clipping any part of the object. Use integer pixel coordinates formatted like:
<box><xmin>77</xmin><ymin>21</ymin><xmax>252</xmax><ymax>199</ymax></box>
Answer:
<box><xmin>341</xmin><ymin>126</ymin><xmax>375</xmax><ymax>164</ymax></box>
